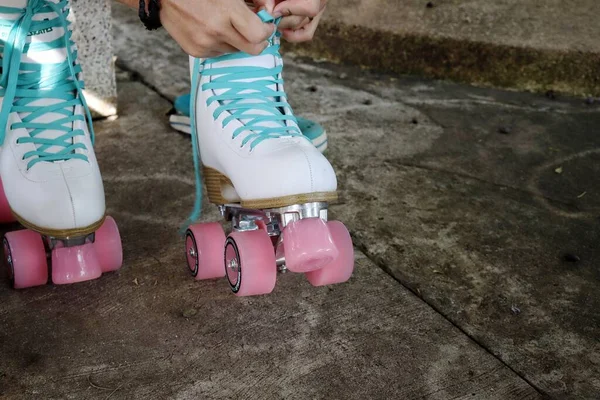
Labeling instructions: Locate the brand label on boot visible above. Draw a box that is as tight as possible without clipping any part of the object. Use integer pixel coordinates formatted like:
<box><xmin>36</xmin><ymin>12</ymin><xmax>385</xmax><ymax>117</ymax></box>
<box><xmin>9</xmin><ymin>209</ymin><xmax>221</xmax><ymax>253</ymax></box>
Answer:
<box><xmin>0</xmin><ymin>19</ymin><xmax>54</xmax><ymax>38</ymax></box>
<box><xmin>28</xmin><ymin>19</ymin><xmax>53</xmax><ymax>36</ymax></box>
<box><xmin>27</xmin><ymin>27</ymin><xmax>53</xmax><ymax>36</ymax></box>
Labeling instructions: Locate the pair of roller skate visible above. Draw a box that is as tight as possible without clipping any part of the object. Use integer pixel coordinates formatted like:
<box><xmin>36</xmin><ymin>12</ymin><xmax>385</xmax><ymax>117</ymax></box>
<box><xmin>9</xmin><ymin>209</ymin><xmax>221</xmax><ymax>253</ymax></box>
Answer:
<box><xmin>0</xmin><ymin>2</ymin><xmax>353</xmax><ymax>296</ymax></box>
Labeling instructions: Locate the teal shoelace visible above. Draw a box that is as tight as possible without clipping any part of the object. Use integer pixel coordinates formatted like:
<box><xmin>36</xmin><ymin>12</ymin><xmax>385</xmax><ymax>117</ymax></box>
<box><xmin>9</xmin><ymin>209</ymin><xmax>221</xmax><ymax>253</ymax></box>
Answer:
<box><xmin>0</xmin><ymin>0</ymin><xmax>94</xmax><ymax>170</ymax></box>
<box><xmin>184</xmin><ymin>11</ymin><xmax>303</xmax><ymax>229</ymax></box>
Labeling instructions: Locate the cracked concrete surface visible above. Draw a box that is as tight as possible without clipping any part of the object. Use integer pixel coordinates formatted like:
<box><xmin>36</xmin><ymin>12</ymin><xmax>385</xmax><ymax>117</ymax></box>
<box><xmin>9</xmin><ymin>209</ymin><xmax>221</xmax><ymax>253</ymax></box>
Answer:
<box><xmin>0</xmin><ymin>73</ymin><xmax>541</xmax><ymax>399</ymax></box>
<box><xmin>110</xmin><ymin>6</ymin><xmax>600</xmax><ymax>397</ymax></box>
<box><xmin>0</xmin><ymin>4</ymin><xmax>598</xmax><ymax>399</ymax></box>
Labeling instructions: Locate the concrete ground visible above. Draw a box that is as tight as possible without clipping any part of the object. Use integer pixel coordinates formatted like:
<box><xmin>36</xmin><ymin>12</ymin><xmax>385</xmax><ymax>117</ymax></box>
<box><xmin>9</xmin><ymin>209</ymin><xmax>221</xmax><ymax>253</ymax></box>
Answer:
<box><xmin>0</xmin><ymin>5</ymin><xmax>599</xmax><ymax>399</ymax></box>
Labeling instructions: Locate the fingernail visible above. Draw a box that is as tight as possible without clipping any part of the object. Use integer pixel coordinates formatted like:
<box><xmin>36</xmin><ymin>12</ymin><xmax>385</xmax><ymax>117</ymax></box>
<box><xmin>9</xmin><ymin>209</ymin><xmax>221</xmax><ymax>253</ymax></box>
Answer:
<box><xmin>272</xmin><ymin>6</ymin><xmax>282</xmax><ymax>17</ymax></box>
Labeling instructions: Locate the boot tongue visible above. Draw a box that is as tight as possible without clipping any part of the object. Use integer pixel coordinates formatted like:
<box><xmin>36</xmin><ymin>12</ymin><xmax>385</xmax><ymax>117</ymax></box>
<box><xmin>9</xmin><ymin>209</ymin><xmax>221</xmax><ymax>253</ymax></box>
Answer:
<box><xmin>208</xmin><ymin>41</ymin><xmax>293</xmax><ymax>133</ymax></box>
<box><xmin>25</xmin><ymin>22</ymin><xmax>72</xmax><ymax>156</ymax></box>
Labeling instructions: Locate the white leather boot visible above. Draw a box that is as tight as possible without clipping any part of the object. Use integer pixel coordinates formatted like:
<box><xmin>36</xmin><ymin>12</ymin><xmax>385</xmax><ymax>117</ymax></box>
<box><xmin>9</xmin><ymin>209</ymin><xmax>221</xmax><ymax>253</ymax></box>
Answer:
<box><xmin>189</xmin><ymin>35</ymin><xmax>337</xmax><ymax>209</ymax></box>
<box><xmin>0</xmin><ymin>0</ymin><xmax>122</xmax><ymax>288</ymax></box>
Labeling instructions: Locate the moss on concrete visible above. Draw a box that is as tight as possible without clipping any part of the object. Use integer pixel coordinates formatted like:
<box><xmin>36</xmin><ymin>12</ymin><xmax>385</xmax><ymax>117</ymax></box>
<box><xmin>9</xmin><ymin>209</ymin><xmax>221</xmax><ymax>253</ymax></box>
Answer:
<box><xmin>288</xmin><ymin>22</ymin><xmax>600</xmax><ymax>97</ymax></box>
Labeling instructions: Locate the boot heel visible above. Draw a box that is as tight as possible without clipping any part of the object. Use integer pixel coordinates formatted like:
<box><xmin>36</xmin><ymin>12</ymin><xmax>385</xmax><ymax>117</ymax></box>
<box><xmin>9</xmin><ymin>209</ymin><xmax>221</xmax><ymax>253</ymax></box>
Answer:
<box><xmin>203</xmin><ymin>166</ymin><xmax>233</xmax><ymax>205</ymax></box>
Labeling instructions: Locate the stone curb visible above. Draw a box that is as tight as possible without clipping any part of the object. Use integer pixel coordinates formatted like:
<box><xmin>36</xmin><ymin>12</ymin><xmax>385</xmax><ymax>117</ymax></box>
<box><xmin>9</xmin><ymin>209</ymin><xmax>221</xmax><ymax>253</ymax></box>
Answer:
<box><xmin>289</xmin><ymin>21</ymin><xmax>600</xmax><ymax>98</ymax></box>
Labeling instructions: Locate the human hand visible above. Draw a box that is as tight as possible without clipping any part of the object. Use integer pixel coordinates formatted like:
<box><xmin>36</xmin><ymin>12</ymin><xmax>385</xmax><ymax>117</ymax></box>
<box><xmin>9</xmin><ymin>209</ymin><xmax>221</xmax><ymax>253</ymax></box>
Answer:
<box><xmin>254</xmin><ymin>0</ymin><xmax>327</xmax><ymax>43</ymax></box>
<box><xmin>160</xmin><ymin>0</ymin><xmax>276</xmax><ymax>57</ymax></box>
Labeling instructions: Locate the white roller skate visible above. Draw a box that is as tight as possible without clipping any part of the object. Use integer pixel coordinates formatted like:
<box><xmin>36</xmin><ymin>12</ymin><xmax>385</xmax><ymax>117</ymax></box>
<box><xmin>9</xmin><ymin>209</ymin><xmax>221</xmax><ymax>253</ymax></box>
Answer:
<box><xmin>0</xmin><ymin>0</ymin><xmax>122</xmax><ymax>289</ymax></box>
<box><xmin>184</xmin><ymin>11</ymin><xmax>353</xmax><ymax>296</ymax></box>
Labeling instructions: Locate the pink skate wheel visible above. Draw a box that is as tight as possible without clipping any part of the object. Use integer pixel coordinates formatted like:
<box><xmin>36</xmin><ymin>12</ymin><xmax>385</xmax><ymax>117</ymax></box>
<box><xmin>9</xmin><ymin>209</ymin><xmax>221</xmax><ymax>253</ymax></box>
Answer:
<box><xmin>51</xmin><ymin>244</ymin><xmax>102</xmax><ymax>285</ymax></box>
<box><xmin>4</xmin><ymin>230</ymin><xmax>48</xmax><ymax>289</ymax></box>
<box><xmin>283</xmin><ymin>218</ymin><xmax>339</xmax><ymax>273</ymax></box>
<box><xmin>185</xmin><ymin>222</ymin><xmax>226</xmax><ymax>280</ymax></box>
<box><xmin>225</xmin><ymin>229</ymin><xmax>276</xmax><ymax>296</ymax></box>
<box><xmin>0</xmin><ymin>178</ymin><xmax>15</xmax><ymax>223</ymax></box>
<box><xmin>94</xmin><ymin>216</ymin><xmax>123</xmax><ymax>273</ymax></box>
<box><xmin>306</xmin><ymin>221</ymin><xmax>354</xmax><ymax>286</ymax></box>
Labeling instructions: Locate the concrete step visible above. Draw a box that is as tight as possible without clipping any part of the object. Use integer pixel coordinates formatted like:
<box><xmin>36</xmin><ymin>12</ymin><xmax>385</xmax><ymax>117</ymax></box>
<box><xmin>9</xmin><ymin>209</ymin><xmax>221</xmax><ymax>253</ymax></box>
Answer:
<box><xmin>289</xmin><ymin>0</ymin><xmax>600</xmax><ymax>97</ymax></box>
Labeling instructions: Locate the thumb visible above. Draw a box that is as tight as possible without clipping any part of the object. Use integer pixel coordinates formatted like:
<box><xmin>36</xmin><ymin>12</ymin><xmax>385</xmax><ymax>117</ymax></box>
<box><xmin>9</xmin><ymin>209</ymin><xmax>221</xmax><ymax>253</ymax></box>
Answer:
<box><xmin>273</xmin><ymin>0</ymin><xmax>321</xmax><ymax>18</ymax></box>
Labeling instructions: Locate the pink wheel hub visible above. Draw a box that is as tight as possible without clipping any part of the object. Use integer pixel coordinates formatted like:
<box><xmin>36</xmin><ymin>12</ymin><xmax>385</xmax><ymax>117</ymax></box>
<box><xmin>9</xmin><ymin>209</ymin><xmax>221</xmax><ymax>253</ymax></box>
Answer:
<box><xmin>225</xmin><ymin>229</ymin><xmax>276</xmax><ymax>296</ymax></box>
<box><xmin>4</xmin><ymin>230</ymin><xmax>48</xmax><ymax>289</ymax></box>
<box><xmin>94</xmin><ymin>217</ymin><xmax>123</xmax><ymax>273</ymax></box>
<box><xmin>283</xmin><ymin>218</ymin><xmax>339</xmax><ymax>273</ymax></box>
<box><xmin>306</xmin><ymin>221</ymin><xmax>354</xmax><ymax>286</ymax></box>
<box><xmin>51</xmin><ymin>244</ymin><xmax>102</xmax><ymax>285</ymax></box>
<box><xmin>186</xmin><ymin>222</ymin><xmax>226</xmax><ymax>280</ymax></box>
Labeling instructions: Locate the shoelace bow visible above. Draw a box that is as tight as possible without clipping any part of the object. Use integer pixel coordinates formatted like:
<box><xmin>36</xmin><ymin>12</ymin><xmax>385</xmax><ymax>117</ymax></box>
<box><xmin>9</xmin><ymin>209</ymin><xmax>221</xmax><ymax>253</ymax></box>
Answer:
<box><xmin>183</xmin><ymin>11</ymin><xmax>302</xmax><ymax>230</ymax></box>
<box><xmin>0</xmin><ymin>0</ymin><xmax>94</xmax><ymax>169</ymax></box>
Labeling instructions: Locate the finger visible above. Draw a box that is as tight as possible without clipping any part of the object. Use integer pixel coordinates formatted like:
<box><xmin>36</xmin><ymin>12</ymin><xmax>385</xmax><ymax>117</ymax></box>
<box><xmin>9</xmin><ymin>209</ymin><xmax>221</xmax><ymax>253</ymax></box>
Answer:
<box><xmin>280</xmin><ymin>17</ymin><xmax>319</xmax><ymax>43</ymax></box>
<box><xmin>282</xmin><ymin>8</ymin><xmax>323</xmax><ymax>42</ymax></box>
<box><xmin>203</xmin><ymin>50</ymin><xmax>227</xmax><ymax>58</ymax></box>
<box><xmin>214</xmin><ymin>42</ymin><xmax>239</xmax><ymax>55</ymax></box>
<box><xmin>274</xmin><ymin>0</ymin><xmax>321</xmax><ymax>18</ymax></box>
<box><xmin>180</xmin><ymin>46</ymin><xmax>225</xmax><ymax>59</ymax></box>
<box><xmin>225</xmin><ymin>21</ymin><xmax>269</xmax><ymax>55</ymax></box>
<box><xmin>230</xmin><ymin>4</ymin><xmax>275</xmax><ymax>44</ymax></box>
<box><xmin>162</xmin><ymin>19</ymin><xmax>212</xmax><ymax>58</ymax></box>
<box><xmin>280</xmin><ymin>28</ymin><xmax>310</xmax><ymax>43</ymax></box>
<box><xmin>295</xmin><ymin>16</ymin><xmax>312</xmax><ymax>29</ymax></box>
<box><xmin>251</xmin><ymin>0</ymin><xmax>275</xmax><ymax>13</ymax></box>
<box><xmin>277</xmin><ymin>15</ymin><xmax>308</xmax><ymax>30</ymax></box>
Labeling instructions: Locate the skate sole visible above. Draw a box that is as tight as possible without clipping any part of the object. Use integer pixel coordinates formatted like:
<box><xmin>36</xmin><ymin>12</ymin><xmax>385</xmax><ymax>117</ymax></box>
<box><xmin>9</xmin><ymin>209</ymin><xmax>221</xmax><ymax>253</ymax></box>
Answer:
<box><xmin>12</xmin><ymin>211</ymin><xmax>106</xmax><ymax>239</ymax></box>
<box><xmin>204</xmin><ymin>167</ymin><xmax>338</xmax><ymax>209</ymax></box>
